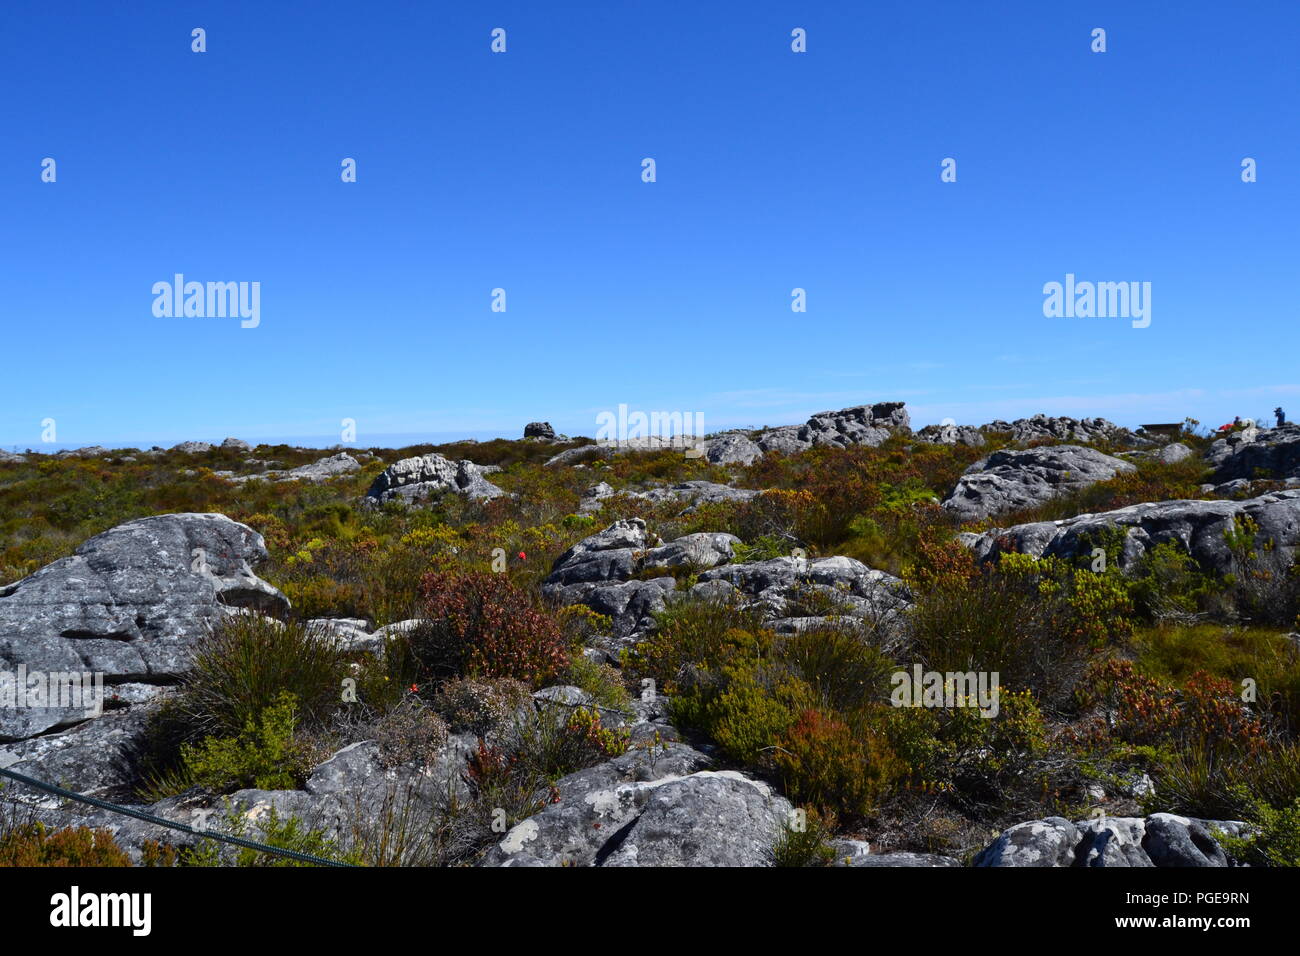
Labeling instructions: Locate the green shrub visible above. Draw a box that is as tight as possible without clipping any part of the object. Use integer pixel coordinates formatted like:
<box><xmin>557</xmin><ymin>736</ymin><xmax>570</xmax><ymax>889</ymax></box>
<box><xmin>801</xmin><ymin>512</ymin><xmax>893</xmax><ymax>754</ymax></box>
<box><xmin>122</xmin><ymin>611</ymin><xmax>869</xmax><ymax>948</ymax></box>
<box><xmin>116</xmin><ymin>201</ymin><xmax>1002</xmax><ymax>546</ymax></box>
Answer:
<box><xmin>180</xmin><ymin>691</ymin><xmax>309</xmax><ymax>793</ymax></box>
<box><xmin>181</xmin><ymin>805</ymin><xmax>355</xmax><ymax>867</ymax></box>
<box><xmin>180</xmin><ymin>614</ymin><xmax>349</xmax><ymax>740</ymax></box>
<box><xmin>771</xmin><ymin>807</ymin><xmax>837</xmax><ymax>867</ymax></box>
<box><xmin>1219</xmin><ymin>794</ymin><xmax>1300</xmax><ymax>867</ymax></box>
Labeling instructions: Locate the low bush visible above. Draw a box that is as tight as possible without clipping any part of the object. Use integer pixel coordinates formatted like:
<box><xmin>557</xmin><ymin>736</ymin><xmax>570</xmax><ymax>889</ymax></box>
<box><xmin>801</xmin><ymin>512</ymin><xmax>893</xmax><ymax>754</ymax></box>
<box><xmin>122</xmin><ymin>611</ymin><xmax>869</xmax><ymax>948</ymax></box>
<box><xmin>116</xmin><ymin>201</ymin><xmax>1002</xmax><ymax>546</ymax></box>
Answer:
<box><xmin>415</xmin><ymin>570</ymin><xmax>569</xmax><ymax>686</ymax></box>
<box><xmin>0</xmin><ymin>823</ymin><xmax>132</xmax><ymax>867</ymax></box>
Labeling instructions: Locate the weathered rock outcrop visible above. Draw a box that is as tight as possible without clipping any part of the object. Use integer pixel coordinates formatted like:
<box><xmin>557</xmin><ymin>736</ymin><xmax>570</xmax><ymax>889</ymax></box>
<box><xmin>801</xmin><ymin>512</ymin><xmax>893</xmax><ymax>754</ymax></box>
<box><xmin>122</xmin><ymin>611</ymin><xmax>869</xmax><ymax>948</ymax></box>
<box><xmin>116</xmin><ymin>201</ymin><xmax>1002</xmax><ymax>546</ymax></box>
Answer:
<box><xmin>481</xmin><ymin>742</ymin><xmax>791</xmax><ymax>867</ymax></box>
<box><xmin>982</xmin><ymin>414</ymin><xmax>1139</xmax><ymax>446</ymax></box>
<box><xmin>216</xmin><ymin>452</ymin><xmax>361</xmax><ymax>485</ymax></box>
<box><xmin>915</xmin><ymin>423</ymin><xmax>986</xmax><ymax>447</ymax></box>
<box><xmin>756</xmin><ymin>402</ymin><xmax>910</xmax><ymax>456</ymax></box>
<box><xmin>964</xmin><ymin>489</ymin><xmax>1300</xmax><ymax>576</ymax></box>
<box><xmin>366</xmin><ymin>453</ymin><xmax>504</xmax><ymax>504</ymax></box>
<box><xmin>1210</xmin><ymin>423</ymin><xmax>1300</xmax><ymax>483</ymax></box>
<box><xmin>974</xmin><ymin>813</ymin><xmax>1248</xmax><ymax>867</ymax></box>
<box><xmin>0</xmin><ymin>514</ymin><xmax>288</xmax><ymax>740</ymax></box>
<box><xmin>942</xmin><ymin>445</ymin><xmax>1137</xmax><ymax>522</ymax></box>
<box><xmin>542</xmin><ymin>520</ymin><xmax>910</xmax><ymax>643</ymax></box>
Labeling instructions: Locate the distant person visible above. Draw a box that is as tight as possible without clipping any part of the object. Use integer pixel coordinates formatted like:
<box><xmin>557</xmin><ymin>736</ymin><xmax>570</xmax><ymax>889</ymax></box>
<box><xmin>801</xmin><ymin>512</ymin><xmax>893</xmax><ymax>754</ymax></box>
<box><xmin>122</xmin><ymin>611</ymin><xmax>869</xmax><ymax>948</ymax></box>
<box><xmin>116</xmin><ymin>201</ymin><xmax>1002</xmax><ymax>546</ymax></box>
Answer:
<box><xmin>1277</xmin><ymin>407</ymin><xmax>1287</xmax><ymax>427</ymax></box>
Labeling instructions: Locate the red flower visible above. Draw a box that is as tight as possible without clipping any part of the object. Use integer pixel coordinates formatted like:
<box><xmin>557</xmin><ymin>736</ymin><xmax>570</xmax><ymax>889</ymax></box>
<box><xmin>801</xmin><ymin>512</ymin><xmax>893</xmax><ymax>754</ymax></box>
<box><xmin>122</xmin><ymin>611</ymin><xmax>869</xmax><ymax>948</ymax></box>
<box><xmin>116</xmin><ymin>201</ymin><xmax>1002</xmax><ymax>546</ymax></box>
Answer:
<box><xmin>518</xmin><ymin>551</ymin><xmax>527</xmax><ymax>561</ymax></box>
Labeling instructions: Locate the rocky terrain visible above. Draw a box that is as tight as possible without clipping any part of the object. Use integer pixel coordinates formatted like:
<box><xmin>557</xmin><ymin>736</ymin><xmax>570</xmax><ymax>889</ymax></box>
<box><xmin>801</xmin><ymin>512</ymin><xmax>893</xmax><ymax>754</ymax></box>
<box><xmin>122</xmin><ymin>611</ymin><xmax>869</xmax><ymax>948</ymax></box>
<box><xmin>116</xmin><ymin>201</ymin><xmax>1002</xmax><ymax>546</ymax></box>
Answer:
<box><xmin>1</xmin><ymin>404</ymin><xmax>1296</xmax><ymax>868</ymax></box>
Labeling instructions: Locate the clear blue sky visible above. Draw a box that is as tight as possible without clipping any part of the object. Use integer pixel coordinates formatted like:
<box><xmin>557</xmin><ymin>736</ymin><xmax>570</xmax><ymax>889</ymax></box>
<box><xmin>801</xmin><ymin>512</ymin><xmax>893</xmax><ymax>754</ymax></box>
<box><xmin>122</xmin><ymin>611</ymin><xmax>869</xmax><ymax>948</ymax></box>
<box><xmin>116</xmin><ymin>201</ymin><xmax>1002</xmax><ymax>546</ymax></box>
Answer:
<box><xmin>2</xmin><ymin>1</ymin><xmax>1296</xmax><ymax>449</ymax></box>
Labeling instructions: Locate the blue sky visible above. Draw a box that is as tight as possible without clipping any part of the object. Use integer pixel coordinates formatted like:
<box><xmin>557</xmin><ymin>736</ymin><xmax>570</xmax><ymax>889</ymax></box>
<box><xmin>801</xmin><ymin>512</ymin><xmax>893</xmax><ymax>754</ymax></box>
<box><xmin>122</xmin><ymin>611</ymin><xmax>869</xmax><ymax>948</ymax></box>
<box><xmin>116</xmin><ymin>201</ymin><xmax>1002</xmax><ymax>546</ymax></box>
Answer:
<box><xmin>2</xmin><ymin>1</ymin><xmax>1297</xmax><ymax>449</ymax></box>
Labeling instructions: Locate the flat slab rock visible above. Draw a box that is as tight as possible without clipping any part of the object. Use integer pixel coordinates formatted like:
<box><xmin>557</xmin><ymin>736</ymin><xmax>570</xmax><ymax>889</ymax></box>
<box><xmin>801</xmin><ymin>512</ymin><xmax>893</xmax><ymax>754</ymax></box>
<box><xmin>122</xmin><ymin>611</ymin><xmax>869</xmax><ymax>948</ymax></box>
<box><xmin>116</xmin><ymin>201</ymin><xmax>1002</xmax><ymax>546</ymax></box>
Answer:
<box><xmin>0</xmin><ymin>513</ymin><xmax>288</xmax><ymax>741</ymax></box>
<box><xmin>975</xmin><ymin>813</ymin><xmax>1249</xmax><ymax>867</ymax></box>
<box><xmin>942</xmin><ymin>444</ymin><xmax>1137</xmax><ymax>522</ymax></box>
<box><xmin>965</xmin><ymin>488</ymin><xmax>1300</xmax><ymax>576</ymax></box>
<box><xmin>214</xmin><ymin>452</ymin><xmax>360</xmax><ymax>484</ymax></box>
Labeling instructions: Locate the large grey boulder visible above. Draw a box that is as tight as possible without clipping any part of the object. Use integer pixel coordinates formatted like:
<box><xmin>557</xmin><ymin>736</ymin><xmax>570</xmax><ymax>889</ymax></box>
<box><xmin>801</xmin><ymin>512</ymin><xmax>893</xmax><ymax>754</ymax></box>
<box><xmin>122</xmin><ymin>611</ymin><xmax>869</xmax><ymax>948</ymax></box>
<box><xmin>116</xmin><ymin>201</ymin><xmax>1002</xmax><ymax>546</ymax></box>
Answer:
<box><xmin>975</xmin><ymin>813</ymin><xmax>1248</xmax><ymax>867</ymax></box>
<box><xmin>0</xmin><ymin>450</ymin><xmax>27</xmax><ymax>464</ymax></box>
<box><xmin>13</xmin><ymin>733</ymin><xmax>481</xmax><ymax>865</ymax></box>
<box><xmin>701</xmin><ymin>432</ymin><xmax>764</xmax><ymax>466</ymax></box>
<box><xmin>0</xmin><ymin>706</ymin><xmax>159</xmax><ymax>801</ymax></box>
<box><xmin>523</xmin><ymin>422</ymin><xmax>556</xmax><ymax>440</ymax></box>
<box><xmin>0</xmin><ymin>513</ymin><xmax>288</xmax><ymax>740</ymax></box>
<box><xmin>1210</xmin><ymin>424</ymin><xmax>1300</xmax><ymax>482</ymax></box>
<box><xmin>366</xmin><ymin>453</ymin><xmax>504</xmax><ymax>504</ymax></box>
<box><xmin>965</xmin><ymin>489</ymin><xmax>1300</xmax><ymax>577</ymax></box>
<box><xmin>220</xmin><ymin>437</ymin><xmax>253</xmax><ymax>452</ymax></box>
<box><xmin>942</xmin><ymin>445</ymin><xmax>1137</xmax><ymax>522</ymax></box>
<box><xmin>545</xmin><ymin>518</ymin><xmax>653</xmax><ymax>587</ymax></box>
<box><xmin>480</xmin><ymin>741</ymin><xmax>791</xmax><ymax>867</ymax></box>
<box><xmin>170</xmin><ymin>441</ymin><xmax>213</xmax><ymax>454</ymax></box>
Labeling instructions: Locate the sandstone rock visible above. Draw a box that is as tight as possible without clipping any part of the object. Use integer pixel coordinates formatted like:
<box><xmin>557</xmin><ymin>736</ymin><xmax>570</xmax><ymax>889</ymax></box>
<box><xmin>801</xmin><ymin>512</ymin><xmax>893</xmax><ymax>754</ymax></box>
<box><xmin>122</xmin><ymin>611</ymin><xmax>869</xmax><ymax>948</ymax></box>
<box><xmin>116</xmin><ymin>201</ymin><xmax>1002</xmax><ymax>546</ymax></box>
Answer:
<box><xmin>220</xmin><ymin>437</ymin><xmax>253</xmax><ymax>452</ymax></box>
<box><xmin>701</xmin><ymin>432</ymin><xmax>764</xmax><ymax>465</ymax></box>
<box><xmin>982</xmin><ymin>414</ymin><xmax>1140</xmax><ymax>446</ymax></box>
<box><xmin>0</xmin><ymin>513</ymin><xmax>288</xmax><ymax>740</ymax></box>
<box><xmin>832</xmin><ymin>846</ymin><xmax>961</xmax><ymax>867</ymax></box>
<box><xmin>54</xmin><ymin>445</ymin><xmax>112</xmax><ymax>459</ymax></box>
<box><xmin>1158</xmin><ymin>442</ymin><xmax>1194</xmax><ymax>464</ymax></box>
<box><xmin>975</xmin><ymin>813</ymin><xmax>1248</xmax><ymax>867</ymax></box>
<box><xmin>284</xmin><ymin>452</ymin><xmax>360</xmax><ymax>482</ymax></box>
<box><xmin>171</xmin><ymin>441</ymin><xmax>213</xmax><ymax>454</ymax></box>
<box><xmin>696</xmin><ymin>555</ymin><xmax>912</xmax><ymax>635</ymax></box>
<box><xmin>216</xmin><ymin>452</ymin><xmax>362</xmax><ymax>485</ymax></box>
<box><xmin>366</xmin><ymin>453</ymin><xmax>504</xmax><ymax>504</ymax></box>
<box><xmin>755</xmin><ymin>402</ymin><xmax>909</xmax><ymax>456</ymax></box>
<box><xmin>965</xmin><ymin>489</ymin><xmax>1300</xmax><ymax>577</ymax></box>
<box><xmin>642</xmin><ymin>532</ymin><xmax>740</xmax><ymax>571</ymax></box>
<box><xmin>480</xmin><ymin>739</ymin><xmax>790</xmax><ymax>867</ymax></box>
<box><xmin>543</xmin><ymin>520</ymin><xmax>910</xmax><ymax>643</ymax></box>
<box><xmin>630</xmin><ymin>480</ymin><xmax>761</xmax><ymax>510</ymax></box>
<box><xmin>1210</xmin><ymin>423</ymin><xmax>1300</xmax><ymax>483</ymax></box>
<box><xmin>915</xmin><ymin>423</ymin><xmax>986</xmax><ymax>447</ymax></box>
<box><xmin>523</xmin><ymin>422</ymin><xmax>556</xmax><ymax>440</ymax></box>
<box><xmin>942</xmin><ymin>445</ymin><xmax>1137</xmax><ymax>522</ymax></box>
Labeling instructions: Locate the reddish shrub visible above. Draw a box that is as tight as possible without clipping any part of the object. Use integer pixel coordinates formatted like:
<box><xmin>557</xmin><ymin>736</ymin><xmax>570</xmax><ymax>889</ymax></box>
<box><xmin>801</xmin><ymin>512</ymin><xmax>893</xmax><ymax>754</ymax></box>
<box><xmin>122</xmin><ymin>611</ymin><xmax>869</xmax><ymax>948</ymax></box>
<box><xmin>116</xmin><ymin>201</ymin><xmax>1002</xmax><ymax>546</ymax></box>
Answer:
<box><xmin>417</xmin><ymin>569</ymin><xmax>569</xmax><ymax>686</ymax></box>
